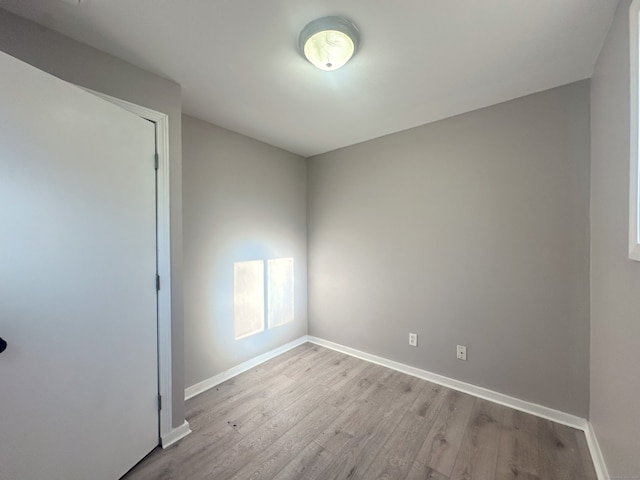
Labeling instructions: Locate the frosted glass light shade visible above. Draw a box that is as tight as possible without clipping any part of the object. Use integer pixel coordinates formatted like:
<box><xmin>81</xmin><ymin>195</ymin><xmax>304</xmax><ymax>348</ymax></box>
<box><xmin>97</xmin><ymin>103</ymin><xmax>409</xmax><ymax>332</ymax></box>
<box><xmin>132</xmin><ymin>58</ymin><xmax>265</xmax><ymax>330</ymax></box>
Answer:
<box><xmin>299</xmin><ymin>17</ymin><xmax>360</xmax><ymax>71</ymax></box>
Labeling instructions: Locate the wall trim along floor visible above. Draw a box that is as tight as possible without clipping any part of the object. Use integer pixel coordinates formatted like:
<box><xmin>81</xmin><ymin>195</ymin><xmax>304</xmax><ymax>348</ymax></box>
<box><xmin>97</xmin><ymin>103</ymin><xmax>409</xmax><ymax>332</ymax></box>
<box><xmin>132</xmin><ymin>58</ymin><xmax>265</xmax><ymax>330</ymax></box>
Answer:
<box><xmin>184</xmin><ymin>335</ymin><xmax>609</xmax><ymax>479</ymax></box>
<box><xmin>184</xmin><ymin>336</ymin><xmax>309</xmax><ymax>400</ymax></box>
<box><xmin>307</xmin><ymin>336</ymin><xmax>609</xmax><ymax>480</ymax></box>
<box><xmin>161</xmin><ymin>420</ymin><xmax>191</xmax><ymax>448</ymax></box>
<box><xmin>308</xmin><ymin>336</ymin><xmax>585</xmax><ymax>429</ymax></box>
<box><xmin>583</xmin><ymin>422</ymin><xmax>611</xmax><ymax>480</ymax></box>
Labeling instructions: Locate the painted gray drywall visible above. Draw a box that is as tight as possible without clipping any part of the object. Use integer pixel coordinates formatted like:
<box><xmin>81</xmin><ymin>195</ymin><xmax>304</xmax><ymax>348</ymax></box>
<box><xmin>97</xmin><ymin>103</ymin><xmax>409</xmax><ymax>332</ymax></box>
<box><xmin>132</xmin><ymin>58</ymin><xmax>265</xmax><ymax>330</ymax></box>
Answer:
<box><xmin>591</xmin><ymin>0</ymin><xmax>640</xmax><ymax>475</ymax></box>
<box><xmin>0</xmin><ymin>8</ymin><xmax>185</xmax><ymax>428</ymax></box>
<box><xmin>182</xmin><ymin>115</ymin><xmax>307</xmax><ymax>388</ymax></box>
<box><xmin>308</xmin><ymin>81</ymin><xmax>591</xmax><ymax>416</ymax></box>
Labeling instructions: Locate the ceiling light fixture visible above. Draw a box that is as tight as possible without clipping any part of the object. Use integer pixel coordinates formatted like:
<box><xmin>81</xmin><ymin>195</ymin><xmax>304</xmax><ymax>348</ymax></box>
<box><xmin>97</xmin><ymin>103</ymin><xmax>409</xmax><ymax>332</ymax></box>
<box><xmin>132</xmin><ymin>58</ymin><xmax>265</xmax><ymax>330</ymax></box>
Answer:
<box><xmin>298</xmin><ymin>16</ymin><xmax>360</xmax><ymax>71</ymax></box>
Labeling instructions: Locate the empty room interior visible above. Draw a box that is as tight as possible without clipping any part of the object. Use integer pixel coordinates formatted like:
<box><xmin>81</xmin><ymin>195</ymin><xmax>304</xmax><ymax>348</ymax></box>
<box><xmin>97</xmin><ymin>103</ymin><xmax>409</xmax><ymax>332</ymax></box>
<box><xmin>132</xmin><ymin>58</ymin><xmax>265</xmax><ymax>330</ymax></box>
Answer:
<box><xmin>1</xmin><ymin>0</ymin><xmax>639</xmax><ymax>479</ymax></box>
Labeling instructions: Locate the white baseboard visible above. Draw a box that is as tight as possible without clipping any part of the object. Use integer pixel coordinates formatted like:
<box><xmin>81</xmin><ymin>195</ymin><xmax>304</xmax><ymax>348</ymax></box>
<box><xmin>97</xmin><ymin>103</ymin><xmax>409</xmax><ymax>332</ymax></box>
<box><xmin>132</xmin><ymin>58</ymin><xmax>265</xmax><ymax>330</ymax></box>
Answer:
<box><xmin>161</xmin><ymin>420</ymin><xmax>191</xmax><ymax>448</ymax></box>
<box><xmin>308</xmin><ymin>336</ymin><xmax>587</xmax><ymax>430</ymax></box>
<box><xmin>182</xmin><ymin>334</ymin><xmax>609</xmax><ymax>479</ymax></box>
<box><xmin>184</xmin><ymin>336</ymin><xmax>309</xmax><ymax>401</ymax></box>
<box><xmin>308</xmin><ymin>336</ymin><xmax>613</xmax><ymax>479</ymax></box>
<box><xmin>584</xmin><ymin>422</ymin><xmax>610</xmax><ymax>480</ymax></box>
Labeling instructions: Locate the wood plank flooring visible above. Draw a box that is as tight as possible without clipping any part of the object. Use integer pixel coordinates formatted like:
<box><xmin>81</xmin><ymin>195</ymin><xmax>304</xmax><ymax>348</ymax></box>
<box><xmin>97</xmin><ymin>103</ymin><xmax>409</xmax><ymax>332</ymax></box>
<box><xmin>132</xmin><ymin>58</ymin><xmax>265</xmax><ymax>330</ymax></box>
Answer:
<box><xmin>122</xmin><ymin>343</ymin><xmax>597</xmax><ymax>480</ymax></box>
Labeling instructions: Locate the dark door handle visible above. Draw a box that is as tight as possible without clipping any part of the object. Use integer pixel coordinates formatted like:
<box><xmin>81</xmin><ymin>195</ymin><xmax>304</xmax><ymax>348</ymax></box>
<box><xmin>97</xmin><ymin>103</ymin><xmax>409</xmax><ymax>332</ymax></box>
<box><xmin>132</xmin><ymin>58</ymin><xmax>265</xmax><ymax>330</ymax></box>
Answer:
<box><xmin>0</xmin><ymin>337</ymin><xmax>6</xmax><ymax>354</ymax></box>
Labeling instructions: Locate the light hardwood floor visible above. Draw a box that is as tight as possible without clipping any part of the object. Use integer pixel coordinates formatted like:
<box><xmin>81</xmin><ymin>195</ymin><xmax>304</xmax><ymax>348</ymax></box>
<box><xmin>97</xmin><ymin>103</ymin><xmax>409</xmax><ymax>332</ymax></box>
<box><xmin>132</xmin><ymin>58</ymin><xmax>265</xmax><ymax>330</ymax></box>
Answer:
<box><xmin>122</xmin><ymin>343</ymin><xmax>597</xmax><ymax>480</ymax></box>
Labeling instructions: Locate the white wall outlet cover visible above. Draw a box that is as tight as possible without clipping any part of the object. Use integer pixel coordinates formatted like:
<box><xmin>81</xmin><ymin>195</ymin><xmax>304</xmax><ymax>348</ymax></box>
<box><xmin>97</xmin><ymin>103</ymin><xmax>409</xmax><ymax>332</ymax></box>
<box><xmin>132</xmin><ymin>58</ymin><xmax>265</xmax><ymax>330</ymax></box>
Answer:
<box><xmin>457</xmin><ymin>345</ymin><xmax>467</xmax><ymax>360</ymax></box>
<box><xmin>409</xmin><ymin>333</ymin><xmax>418</xmax><ymax>347</ymax></box>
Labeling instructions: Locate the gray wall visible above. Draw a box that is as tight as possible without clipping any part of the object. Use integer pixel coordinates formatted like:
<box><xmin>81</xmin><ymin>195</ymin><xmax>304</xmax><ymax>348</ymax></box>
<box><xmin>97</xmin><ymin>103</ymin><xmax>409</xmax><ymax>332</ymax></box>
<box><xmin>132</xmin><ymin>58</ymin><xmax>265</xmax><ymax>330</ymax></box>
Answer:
<box><xmin>0</xmin><ymin>8</ymin><xmax>186</xmax><ymax>428</ymax></box>
<box><xmin>182</xmin><ymin>115</ymin><xmax>307</xmax><ymax>388</ymax></box>
<box><xmin>308</xmin><ymin>81</ymin><xmax>591</xmax><ymax>416</ymax></box>
<box><xmin>591</xmin><ymin>0</ymin><xmax>640</xmax><ymax>476</ymax></box>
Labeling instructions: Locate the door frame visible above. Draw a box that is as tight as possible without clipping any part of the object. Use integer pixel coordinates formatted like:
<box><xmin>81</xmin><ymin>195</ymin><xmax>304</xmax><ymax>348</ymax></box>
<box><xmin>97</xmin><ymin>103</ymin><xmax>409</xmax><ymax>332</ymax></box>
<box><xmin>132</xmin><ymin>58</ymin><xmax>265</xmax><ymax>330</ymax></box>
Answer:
<box><xmin>82</xmin><ymin>88</ymin><xmax>180</xmax><ymax>446</ymax></box>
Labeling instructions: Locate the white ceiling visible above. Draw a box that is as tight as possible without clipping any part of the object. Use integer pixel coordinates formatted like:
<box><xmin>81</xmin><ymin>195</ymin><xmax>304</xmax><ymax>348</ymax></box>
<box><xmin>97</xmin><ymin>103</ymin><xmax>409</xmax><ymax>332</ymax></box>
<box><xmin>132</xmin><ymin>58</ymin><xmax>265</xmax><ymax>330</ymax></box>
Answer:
<box><xmin>0</xmin><ymin>0</ymin><xmax>619</xmax><ymax>157</ymax></box>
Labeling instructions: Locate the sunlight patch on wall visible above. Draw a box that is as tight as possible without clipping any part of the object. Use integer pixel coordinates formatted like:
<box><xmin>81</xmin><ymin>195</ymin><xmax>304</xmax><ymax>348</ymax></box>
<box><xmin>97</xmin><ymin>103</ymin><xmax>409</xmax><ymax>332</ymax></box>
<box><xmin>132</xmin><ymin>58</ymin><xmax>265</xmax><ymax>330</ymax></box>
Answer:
<box><xmin>233</xmin><ymin>257</ymin><xmax>295</xmax><ymax>340</ymax></box>
<box><xmin>268</xmin><ymin>258</ymin><xmax>294</xmax><ymax>329</ymax></box>
<box><xmin>233</xmin><ymin>260</ymin><xmax>265</xmax><ymax>340</ymax></box>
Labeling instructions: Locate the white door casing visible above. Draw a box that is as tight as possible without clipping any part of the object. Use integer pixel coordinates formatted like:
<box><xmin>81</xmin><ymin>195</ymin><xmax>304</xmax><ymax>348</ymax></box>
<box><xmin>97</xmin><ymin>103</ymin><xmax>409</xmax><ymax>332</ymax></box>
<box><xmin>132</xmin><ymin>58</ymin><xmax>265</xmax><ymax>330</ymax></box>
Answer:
<box><xmin>0</xmin><ymin>51</ymin><xmax>159</xmax><ymax>479</ymax></box>
<box><xmin>83</xmin><ymin>88</ymin><xmax>185</xmax><ymax>447</ymax></box>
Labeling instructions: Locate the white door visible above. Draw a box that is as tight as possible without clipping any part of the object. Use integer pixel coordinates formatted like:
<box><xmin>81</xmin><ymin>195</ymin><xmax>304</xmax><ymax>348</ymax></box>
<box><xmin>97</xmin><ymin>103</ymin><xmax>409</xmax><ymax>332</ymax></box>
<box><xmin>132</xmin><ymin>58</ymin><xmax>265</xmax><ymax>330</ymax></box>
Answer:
<box><xmin>0</xmin><ymin>51</ymin><xmax>159</xmax><ymax>480</ymax></box>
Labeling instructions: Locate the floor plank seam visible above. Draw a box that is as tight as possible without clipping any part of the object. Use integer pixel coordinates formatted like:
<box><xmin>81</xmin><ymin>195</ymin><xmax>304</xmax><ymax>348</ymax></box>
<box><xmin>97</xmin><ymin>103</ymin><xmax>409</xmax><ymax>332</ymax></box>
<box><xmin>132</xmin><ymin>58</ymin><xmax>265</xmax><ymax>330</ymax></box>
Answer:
<box><xmin>123</xmin><ymin>344</ymin><xmax>599</xmax><ymax>480</ymax></box>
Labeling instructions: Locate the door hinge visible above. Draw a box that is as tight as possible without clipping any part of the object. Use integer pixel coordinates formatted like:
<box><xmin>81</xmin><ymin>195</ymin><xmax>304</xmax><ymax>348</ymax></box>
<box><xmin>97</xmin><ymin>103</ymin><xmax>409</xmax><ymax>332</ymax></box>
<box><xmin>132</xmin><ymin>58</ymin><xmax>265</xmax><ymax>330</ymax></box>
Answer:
<box><xmin>154</xmin><ymin>152</ymin><xmax>159</xmax><ymax>170</ymax></box>
<box><xmin>156</xmin><ymin>274</ymin><xmax>161</xmax><ymax>291</ymax></box>
<box><xmin>158</xmin><ymin>394</ymin><xmax>162</xmax><ymax>411</ymax></box>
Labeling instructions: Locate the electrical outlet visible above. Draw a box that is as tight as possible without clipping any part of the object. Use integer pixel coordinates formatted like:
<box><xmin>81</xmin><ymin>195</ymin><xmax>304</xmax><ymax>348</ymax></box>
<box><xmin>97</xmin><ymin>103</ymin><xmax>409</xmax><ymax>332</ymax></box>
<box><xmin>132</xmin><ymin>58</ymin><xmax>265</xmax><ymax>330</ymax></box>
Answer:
<box><xmin>409</xmin><ymin>333</ymin><xmax>418</xmax><ymax>347</ymax></box>
<box><xmin>457</xmin><ymin>345</ymin><xmax>467</xmax><ymax>361</ymax></box>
